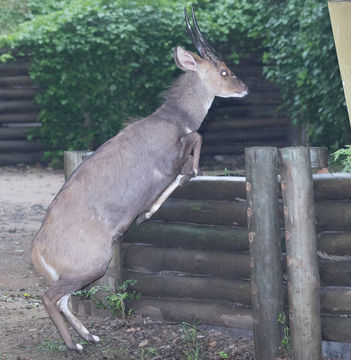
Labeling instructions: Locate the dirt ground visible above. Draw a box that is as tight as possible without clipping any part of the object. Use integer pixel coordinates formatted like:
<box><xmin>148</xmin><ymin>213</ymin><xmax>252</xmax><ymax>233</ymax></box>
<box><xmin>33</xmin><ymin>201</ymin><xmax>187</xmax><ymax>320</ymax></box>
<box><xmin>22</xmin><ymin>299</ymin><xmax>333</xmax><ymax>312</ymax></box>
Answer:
<box><xmin>0</xmin><ymin>165</ymin><xmax>259</xmax><ymax>360</ymax></box>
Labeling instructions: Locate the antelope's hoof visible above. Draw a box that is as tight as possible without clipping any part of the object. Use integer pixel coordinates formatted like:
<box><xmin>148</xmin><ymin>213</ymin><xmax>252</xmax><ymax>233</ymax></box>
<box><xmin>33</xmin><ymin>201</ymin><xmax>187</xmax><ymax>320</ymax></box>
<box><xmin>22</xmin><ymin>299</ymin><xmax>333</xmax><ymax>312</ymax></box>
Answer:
<box><xmin>68</xmin><ymin>343</ymin><xmax>84</xmax><ymax>353</ymax></box>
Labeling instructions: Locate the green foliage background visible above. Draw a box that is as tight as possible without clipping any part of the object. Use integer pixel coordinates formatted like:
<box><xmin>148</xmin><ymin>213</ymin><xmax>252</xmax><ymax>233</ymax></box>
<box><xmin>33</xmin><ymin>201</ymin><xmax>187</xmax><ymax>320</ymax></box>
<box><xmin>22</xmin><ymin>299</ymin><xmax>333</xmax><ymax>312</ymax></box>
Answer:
<box><xmin>0</xmin><ymin>0</ymin><xmax>349</xmax><ymax>163</ymax></box>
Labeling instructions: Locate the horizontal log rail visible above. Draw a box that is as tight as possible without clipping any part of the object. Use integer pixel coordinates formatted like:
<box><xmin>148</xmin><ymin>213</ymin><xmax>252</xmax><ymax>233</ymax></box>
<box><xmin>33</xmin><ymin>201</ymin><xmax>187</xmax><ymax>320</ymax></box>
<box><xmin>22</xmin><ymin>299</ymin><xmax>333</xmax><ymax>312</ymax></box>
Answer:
<box><xmin>0</xmin><ymin>75</ymin><xmax>32</xmax><ymax>87</ymax></box>
<box><xmin>0</xmin><ymin>151</ymin><xmax>42</xmax><ymax>166</ymax></box>
<box><xmin>124</xmin><ymin>270</ymin><xmax>251</xmax><ymax>305</ymax></box>
<box><xmin>0</xmin><ymin>140</ymin><xmax>43</xmax><ymax>152</ymax></box>
<box><xmin>318</xmin><ymin>232</ymin><xmax>351</xmax><ymax>255</ymax></box>
<box><xmin>124</xmin><ymin>221</ymin><xmax>249</xmax><ymax>252</ymax></box>
<box><xmin>200</xmin><ymin>141</ymin><xmax>288</xmax><ymax>155</ymax></box>
<box><xmin>0</xmin><ymin>100</ymin><xmax>39</xmax><ymax>112</ymax></box>
<box><xmin>202</xmin><ymin>117</ymin><xmax>290</xmax><ymax>131</ymax></box>
<box><xmin>316</xmin><ymin>200</ymin><xmax>351</xmax><ymax>231</ymax></box>
<box><xmin>123</xmin><ymin>244</ymin><xmax>250</xmax><ymax>279</ymax></box>
<box><xmin>0</xmin><ymin>127</ymin><xmax>36</xmax><ymax>140</ymax></box>
<box><xmin>202</xmin><ymin>128</ymin><xmax>287</xmax><ymax>143</ymax></box>
<box><xmin>0</xmin><ymin>62</ymin><xmax>30</xmax><ymax>75</ymax></box>
<box><xmin>131</xmin><ymin>298</ymin><xmax>253</xmax><ymax>329</ymax></box>
<box><xmin>0</xmin><ymin>112</ymin><xmax>39</xmax><ymax>123</ymax></box>
<box><xmin>152</xmin><ymin>198</ymin><xmax>247</xmax><ymax>227</ymax></box>
<box><xmin>0</xmin><ymin>88</ymin><xmax>37</xmax><ymax>100</ymax></box>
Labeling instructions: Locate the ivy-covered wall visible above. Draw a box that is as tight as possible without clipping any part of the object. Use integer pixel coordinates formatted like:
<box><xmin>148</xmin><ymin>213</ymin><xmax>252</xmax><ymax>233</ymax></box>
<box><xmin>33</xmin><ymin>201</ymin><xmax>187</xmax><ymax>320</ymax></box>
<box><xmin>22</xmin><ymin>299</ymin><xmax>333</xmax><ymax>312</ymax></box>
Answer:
<box><xmin>0</xmin><ymin>0</ymin><xmax>349</xmax><ymax>165</ymax></box>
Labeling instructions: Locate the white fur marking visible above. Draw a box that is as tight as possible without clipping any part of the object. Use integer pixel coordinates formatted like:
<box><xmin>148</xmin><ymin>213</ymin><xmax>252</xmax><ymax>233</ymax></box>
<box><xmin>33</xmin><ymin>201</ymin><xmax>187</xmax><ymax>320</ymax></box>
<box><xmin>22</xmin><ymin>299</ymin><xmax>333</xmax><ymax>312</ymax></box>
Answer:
<box><xmin>58</xmin><ymin>295</ymin><xmax>95</xmax><ymax>340</ymax></box>
<box><xmin>39</xmin><ymin>255</ymin><xmax>59</xmax><ymax>281</ymax></box>
<box><xmin>149</xmin><ymin>175</ymin><xmax>184</xmax><ymax>215</ymax></box>
<box><xmin>76</xmin><ymin>344</ymin><xmax>83</xmax><ymax>351</ymax></box>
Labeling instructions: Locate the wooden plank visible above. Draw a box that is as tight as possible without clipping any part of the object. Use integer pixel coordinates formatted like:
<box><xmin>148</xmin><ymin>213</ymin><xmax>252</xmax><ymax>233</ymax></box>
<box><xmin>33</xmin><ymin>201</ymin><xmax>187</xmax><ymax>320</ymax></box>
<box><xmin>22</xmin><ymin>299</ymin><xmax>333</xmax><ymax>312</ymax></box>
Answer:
<box><xmin>131</xmin><ymin>298</ymin><xmax>253</xmax><ymax>329</ymax></box>
<box><xmin>0</xmin><ymin>100</ymin><xmax>39</xmax><ymax>112</ymax></box>
<box><xmin>318</xmin><ymin>232</ymin><xmax>351</xmax><ymax>255</ymax></box>
<box><xmin>201</xmin><ymin>117</ymin><xmax>290</xmax><ymax>131</ymax></box>
<box><xmin>0</xmin><ymin>140</ymin><xmax>43</xmax><ymax>152</ymax></box>
<box><xmin>123</xmin><ymin>221</ymin><xmax>249</xmax><ymax>252</ymax></box>
<box><xmin>279</xmin><ymin>146</ymin><xmax>322</xmax><ymax>360</ymax></box>
<box><xmin>321</xmin><ymin>287</ymin><xmax>351</xmax><ymax>314</ymax></box>
<box><xmin>172</xmin><ymin>176</ymin><xmax>246</xmax><ymax>201</ymax></box>
<box><xmin>0</xmin><ymin>151</ymin><xmax>42</xmax><ymax>165</ymax></box>
<box><xmin>152</xmin><ymin>198</ymin><xmax>247</xmax><ymax>227</ymax></box>
<box><xmin>0</xmin><ymin>88</ymin><xmax>37</xmax><ymax>100</ymax></box>
<box><xmin>200</xmin><ymin>141</ymin><xmax>288</xmax><ymax>155</ymax></box>
<box><xmin>313</xmin><ymin>173</ymin><xmax>351</xmax><ymax>200</ymax></box>
<box><xmin>320</xmin><ymin>259</ymin><xmax>351</xmax><ymax>286</ymax></box>
<box><xmin>316</xmin><ymin>200</ymin><xmax>351</xmax><ymax>231</ymax></box>
<box><xmin>245</xmin><ymin>147</ymin><xmax>283</xmax><ymax>360</ymax></box>
<box><xmin>124</xmin><ymin>271</ymin><xmax>251</xmax><ymax>305</ymax></box>
<box><xmin>0</xmin><ymin>112</ymin><xmax>39</xmax><ymax>123</ymax></box>
<box><xmin>0</xmin><ymin>62</ymin><xmax>30</xmax><ymax>75</ymax></box>
<box><xmin>0</xmin><ymin>75</ymin><xmax>32</xmax><ymax>87</ymax></box>
<box><xmin>202</xmin><ymin>128</ymin><xmax>287</xmax><ymax>143</ymax></box>
<box><xmin>0</xmin><ymin>127</ymin><xmax>32</xmax><ymax>140</ymax></box>
<box><xmin>123</xmin><ymin>244</ymin><xmax>250</xmax><ymax>279</ymax></box>
<box><xmin>322</xmin><ymin>317</ymin><xmax>351</xmax><ymax>343</ymax></box>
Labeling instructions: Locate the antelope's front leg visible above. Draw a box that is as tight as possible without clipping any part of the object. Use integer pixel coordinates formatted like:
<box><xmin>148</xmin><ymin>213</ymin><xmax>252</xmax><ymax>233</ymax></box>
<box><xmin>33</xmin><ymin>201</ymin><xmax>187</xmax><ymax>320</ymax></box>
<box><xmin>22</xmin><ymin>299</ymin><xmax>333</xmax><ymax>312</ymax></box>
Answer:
<box><xmin>178</xmin><ymin>131</ymin><xmax>202</xmax><ymax>180</ymax></box>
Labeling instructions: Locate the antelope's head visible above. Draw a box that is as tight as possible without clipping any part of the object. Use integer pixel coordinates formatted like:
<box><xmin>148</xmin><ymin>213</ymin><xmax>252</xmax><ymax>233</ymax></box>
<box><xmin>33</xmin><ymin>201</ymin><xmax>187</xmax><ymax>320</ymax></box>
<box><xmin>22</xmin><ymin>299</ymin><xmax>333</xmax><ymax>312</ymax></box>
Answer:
<box><xmin>174</xmin><ymin>7</ymin><xmax>248</xmax><ymax>99</ymax></box>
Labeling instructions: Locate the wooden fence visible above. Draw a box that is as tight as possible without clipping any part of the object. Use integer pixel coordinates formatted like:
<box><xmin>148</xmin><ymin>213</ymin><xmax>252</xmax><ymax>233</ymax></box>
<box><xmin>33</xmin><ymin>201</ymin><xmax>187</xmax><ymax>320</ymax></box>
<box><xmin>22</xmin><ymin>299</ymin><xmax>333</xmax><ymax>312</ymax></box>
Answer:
<box><xmin>0</xmin><ymin>60</ymin><xmax>42</xmax><ymax>165</ymax></box>
<box><xmin>0</xmin><ymin>51</ymin><xmax>294</xmax><ymax>168</ymax></box>
<box><xmin>67</xmin><ymin>149</ymin><xmax>351</xmax><ymax>345</ymax></box>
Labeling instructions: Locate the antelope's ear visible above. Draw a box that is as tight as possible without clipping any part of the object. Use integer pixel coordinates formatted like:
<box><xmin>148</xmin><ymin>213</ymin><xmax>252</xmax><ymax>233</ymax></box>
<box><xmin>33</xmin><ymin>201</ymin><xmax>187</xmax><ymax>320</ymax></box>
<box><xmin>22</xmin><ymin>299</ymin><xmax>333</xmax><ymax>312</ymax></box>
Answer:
<box><xmin>174</xmin><ymin>47</ymin><xmax>202</xmax><ymax>71</ymax></box>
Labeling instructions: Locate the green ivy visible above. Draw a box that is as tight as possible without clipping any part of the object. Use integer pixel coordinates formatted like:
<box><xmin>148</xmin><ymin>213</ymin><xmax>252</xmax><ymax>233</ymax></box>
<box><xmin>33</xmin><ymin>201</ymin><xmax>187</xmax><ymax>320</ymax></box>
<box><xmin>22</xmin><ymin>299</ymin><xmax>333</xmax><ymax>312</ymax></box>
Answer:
<box><xmin>247</xmin><ymin>0</ymin><xmax>350</xmax><ymax>149</ymax></box>
<box><xmin>0</xmin><ymin>0</ymin><xmax>349</xmax><ymax>165</ymax></box>
<box><xmin>0</xmin><ymin>0</ymin><xmax>252</xmax><ymax>164</ymax></box>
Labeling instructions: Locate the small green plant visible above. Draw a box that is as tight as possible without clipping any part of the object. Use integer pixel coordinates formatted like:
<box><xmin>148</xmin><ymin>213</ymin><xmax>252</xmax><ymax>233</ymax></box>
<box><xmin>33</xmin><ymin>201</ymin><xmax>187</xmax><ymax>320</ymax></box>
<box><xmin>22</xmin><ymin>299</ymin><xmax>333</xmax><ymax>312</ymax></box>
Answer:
<box><xmin>224</xmin><ymin>168</ymin><xmax>230</xmax><ymax>176</ymax></box>
<box><xmin>278</xmin><ymin>312</ymin><xmax>291</xmax><ymax>352</ymax></box>
<box><xmin>38</xmin><ymin>340</ymin><xmax>67</xmax><ymax>352</ymax></box>
<box><xmin>181</xmin><ymin>322</ymin><xmax>204</xmax><ymax>360</ymax></box>
<box><xmin>139</xmin><ymin>347</ymin><xmax>160</xmax><ymax>360</ymax></box>
<box><xmin>74</xmin><ymin>279</ymin><xmax>140</xmax><ymax>319</ymax></box>
<box><xmin>332</xmin><ymin>145</ymin><xmax>351</xmax><ymax>172</ymax></box>
<box><xmin>218</xmin><ymin>350</ymin><xmax>228</xmax><ymax>359</ymax></box>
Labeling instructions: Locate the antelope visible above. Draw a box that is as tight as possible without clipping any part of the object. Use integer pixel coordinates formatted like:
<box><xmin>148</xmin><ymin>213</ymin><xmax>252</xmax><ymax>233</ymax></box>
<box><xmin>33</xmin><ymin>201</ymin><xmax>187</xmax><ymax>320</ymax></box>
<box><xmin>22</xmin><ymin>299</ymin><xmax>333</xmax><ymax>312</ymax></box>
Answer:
<box><xmin>31</xmin><ymin>7</ymin><xmax>248</xmax><ymax>352</ymax></box>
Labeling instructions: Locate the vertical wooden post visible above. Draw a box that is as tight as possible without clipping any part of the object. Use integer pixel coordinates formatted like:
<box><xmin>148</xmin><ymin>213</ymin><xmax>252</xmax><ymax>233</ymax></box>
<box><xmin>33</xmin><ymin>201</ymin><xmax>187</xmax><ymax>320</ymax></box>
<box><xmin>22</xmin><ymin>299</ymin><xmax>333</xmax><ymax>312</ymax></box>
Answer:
<box><xmin>278</xmin><ymin>147</ymin><xmax>322</xmax><ymax>360</ymax></box>
<box><xmin>245</xmin><ymin>147</ymin><xmax>284</xmax><ymax>359</ymax></box>
<box><xmin>63</xmin><ymin>150</ymin><xmax>93</xmax><ymax>180</ymax></box>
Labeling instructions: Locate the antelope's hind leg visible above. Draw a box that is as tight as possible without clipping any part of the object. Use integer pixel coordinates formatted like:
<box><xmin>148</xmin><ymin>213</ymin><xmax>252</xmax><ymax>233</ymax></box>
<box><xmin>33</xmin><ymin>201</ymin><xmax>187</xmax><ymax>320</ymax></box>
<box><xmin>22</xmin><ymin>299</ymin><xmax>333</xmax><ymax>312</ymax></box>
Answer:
<box><xmin>42</xmin><ymin>277</ymin><xmax>101</xmax><ymax>352</ymax></box>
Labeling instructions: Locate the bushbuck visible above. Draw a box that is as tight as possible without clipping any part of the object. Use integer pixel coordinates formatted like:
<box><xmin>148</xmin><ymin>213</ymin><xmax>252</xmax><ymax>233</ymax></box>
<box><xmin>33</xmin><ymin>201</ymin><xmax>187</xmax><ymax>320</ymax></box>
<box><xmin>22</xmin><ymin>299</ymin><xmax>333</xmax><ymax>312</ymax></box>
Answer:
<box><xmin>31</xmin><ymin>7</ymin><xmax>248</xmax><ymax>352</ymax></box>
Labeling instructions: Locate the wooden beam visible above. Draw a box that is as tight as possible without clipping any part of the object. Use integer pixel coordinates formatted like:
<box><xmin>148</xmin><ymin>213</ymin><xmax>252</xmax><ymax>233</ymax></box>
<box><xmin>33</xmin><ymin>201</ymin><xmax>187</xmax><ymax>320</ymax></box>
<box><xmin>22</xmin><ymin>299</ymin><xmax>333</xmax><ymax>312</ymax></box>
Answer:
<box><xmin>124</xmin><ymin>221</ymin><xmax>249</xmax><ymax>252</ymax></box>
<box><xmin>245</xmin><ymin>146</ymin><xmax>283</xmax><ymax>360</ymax></box>
<box><xmin>130</xmin><ymin>298</ymin><xmax>253</xmax><ymax>329</ymax></box>
<box><xmin>279</xmin><ymin>146</ymin><xmax>322</xmax><ymax>360</ymax></box>
<box><xmin>123</xmin><ymin>244</ymin><xmax>250</xmax><ymax>280</ymax></box>
<box><xmin>152</xmin><ymin>198</ymin><xmax>247</xmax><ymax>227</ymax></box>
<box><xmin>124</xmin><ymin>271</ymin><xmax>251</xmax><ymax>305</ymax></box>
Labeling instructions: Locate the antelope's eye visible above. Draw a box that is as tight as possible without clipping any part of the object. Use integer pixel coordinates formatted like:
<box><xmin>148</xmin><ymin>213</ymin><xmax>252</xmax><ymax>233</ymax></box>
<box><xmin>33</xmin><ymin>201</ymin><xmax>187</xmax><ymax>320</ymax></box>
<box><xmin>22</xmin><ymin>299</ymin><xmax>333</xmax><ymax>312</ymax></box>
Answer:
<box><xmin>220</xmin><ymin>69</ymin><xmax>228</xmax><ymax>77</ymax></box>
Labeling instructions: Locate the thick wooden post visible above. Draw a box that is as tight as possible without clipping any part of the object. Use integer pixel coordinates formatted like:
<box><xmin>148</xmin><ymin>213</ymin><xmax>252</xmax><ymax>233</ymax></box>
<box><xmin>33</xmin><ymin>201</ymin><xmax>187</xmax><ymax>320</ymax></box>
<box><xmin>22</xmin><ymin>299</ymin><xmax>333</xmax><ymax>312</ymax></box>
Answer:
<box><xmin>63</xmin><ymin>150</ymin><xmax>93</xmax><ymax>180</ymax></box>
<box><xmin>245</xmin><ymin>147</ymin><xmax>284</xmax><ymax>359</ymax></box>
<box><xmin>278</xmin><ymin>147</ymin><xmax>322</xmax><ymax>360</ymax></box>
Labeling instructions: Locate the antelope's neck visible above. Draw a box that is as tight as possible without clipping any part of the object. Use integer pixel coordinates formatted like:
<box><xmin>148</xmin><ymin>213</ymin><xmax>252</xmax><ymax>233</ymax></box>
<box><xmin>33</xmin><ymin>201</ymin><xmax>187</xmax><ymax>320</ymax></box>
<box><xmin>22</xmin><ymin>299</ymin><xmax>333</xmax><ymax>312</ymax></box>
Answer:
<box><xmin>160</xmin><ymin>72</ymin><xmax>214</xmax><ymax>132</ymax></box>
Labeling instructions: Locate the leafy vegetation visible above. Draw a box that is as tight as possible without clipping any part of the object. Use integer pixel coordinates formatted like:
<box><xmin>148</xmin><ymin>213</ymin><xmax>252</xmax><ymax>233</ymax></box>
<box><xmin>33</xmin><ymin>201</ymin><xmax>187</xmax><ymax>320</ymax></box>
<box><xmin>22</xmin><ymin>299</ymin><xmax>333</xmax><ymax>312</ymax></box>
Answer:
<box><xmin>0</xmin><ymin>0</ymin><xmax>349</xmax><ymax>165</ymax></box>
<box><xmin>249</xmin><ymin>0</ymin><xmax>350</xmax><ymax>149</ymax></box>
<box><xmin>73</xmin><ymin>279</ymin><xmax>140</xmax><ymax>319</ymax></box>
<box><xmin>332</xmin><ymin>145</ymin><xmax>351</xmax><ymax>172</ymax></box>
